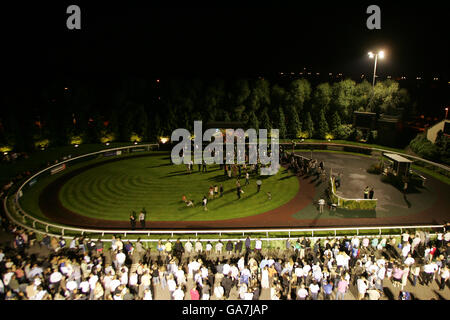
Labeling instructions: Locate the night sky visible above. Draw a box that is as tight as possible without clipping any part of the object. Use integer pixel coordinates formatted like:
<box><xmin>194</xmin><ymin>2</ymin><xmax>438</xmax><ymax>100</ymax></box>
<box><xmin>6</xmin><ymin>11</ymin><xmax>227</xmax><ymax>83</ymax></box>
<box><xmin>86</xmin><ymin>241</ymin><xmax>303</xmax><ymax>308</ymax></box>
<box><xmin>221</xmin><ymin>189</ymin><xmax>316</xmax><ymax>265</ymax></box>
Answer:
<box><xmin>2</xmin><ymin>1</ymin><xmax>449</xmax><ymax>80</ymax></box>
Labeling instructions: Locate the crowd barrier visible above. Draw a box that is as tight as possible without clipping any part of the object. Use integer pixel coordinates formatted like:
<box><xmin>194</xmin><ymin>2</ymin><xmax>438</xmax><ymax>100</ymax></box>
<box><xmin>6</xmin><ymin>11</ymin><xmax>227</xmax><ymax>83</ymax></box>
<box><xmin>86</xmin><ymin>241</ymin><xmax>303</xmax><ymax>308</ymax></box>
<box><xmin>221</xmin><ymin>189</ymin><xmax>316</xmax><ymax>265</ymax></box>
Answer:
<box><xmin>2</xmin><ymin>143</ymin><xmax>447</xmax><ymax>242</ymax></box>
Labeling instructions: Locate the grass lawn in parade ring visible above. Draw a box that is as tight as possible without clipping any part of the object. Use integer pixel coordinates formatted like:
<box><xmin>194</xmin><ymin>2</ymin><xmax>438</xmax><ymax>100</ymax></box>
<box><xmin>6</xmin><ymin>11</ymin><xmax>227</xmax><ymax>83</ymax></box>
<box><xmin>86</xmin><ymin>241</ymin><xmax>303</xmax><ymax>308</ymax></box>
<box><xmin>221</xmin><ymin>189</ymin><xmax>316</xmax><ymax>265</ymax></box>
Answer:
<box><xmin>19</xmin><ymin>152</ymin><xmax>299</xmax><ymax>222</ymax></box>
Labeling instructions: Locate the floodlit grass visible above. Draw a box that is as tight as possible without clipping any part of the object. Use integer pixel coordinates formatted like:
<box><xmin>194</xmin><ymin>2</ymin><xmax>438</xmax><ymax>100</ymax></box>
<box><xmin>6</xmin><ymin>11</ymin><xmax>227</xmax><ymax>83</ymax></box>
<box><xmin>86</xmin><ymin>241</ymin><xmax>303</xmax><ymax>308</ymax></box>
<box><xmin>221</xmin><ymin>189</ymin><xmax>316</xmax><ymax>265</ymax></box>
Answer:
<box><xmin>21</xmin><ymin>153</ymin><xmax>299</xmax><ymax>222</ymax></box>
<box><xmin>18</xmin><ymin>151</ymin><xmax>164</xmax><ymax>222</ymax></box>
<box><xmin>0</xmin><ymin>142</ymin><xmax>137</xmax><ymax>186</ymax></box>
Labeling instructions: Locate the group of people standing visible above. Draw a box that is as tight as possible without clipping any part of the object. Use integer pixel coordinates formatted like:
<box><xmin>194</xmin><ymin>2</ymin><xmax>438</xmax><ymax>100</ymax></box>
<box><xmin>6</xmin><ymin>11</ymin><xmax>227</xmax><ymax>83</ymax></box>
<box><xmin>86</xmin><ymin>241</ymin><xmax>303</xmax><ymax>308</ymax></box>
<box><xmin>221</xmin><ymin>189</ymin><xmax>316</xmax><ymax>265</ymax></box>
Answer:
<box><xmin>1</xmin><ymin>220</ymin><xmax>449</xmax><ymax>300</ymax></box>
<box><xmin>284</xmin><ymin>153</ymin><xmax>326</xmax><ymax>182</ymax></box>
<box><xmin>363</xmin><ymin>186</ymin><xmax>375</xmax><ymax>199</ymax></box>
<box><xmin>129</xmin><ymin>209</ymin><xmax>147</xmax><ymax>230</ymax></box>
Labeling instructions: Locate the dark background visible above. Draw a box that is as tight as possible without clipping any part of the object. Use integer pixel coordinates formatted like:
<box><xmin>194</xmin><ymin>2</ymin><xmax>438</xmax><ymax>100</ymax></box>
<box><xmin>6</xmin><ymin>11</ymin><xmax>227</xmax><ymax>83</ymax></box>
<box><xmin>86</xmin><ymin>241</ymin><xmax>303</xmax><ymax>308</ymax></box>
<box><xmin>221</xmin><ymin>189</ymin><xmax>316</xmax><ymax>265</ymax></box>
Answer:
<box><xmin>2</xmin><ymin>1</ymin><xmax>449</xmax><ymax>79</ymax></box>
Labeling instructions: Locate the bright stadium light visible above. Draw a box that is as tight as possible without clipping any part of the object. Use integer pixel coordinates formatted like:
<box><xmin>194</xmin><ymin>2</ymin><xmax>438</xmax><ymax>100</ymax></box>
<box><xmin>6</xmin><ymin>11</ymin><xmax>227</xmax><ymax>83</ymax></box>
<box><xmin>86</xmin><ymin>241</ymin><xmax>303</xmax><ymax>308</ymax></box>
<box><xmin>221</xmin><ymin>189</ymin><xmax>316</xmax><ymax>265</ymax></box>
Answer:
<box><xmin>160</xmin><ymin>137</ymin><xmax>169</xmax><ymax>144</ymax></box>
<box><xmin>368</xmin><ymin>50</ymin><xmax>386</xmax><ymax>87</ymax></box>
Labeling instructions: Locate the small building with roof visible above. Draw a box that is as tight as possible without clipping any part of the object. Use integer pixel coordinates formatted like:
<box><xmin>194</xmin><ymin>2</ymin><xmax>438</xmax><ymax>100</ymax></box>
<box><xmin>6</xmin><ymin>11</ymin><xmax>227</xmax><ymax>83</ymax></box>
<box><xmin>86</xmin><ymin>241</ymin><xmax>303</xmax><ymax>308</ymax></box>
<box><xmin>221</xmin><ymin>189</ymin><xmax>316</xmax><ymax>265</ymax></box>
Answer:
<box><xmin>382</xmin><ymin>153</ymin><xmax>413</xmax><ymax>177</ymax></box>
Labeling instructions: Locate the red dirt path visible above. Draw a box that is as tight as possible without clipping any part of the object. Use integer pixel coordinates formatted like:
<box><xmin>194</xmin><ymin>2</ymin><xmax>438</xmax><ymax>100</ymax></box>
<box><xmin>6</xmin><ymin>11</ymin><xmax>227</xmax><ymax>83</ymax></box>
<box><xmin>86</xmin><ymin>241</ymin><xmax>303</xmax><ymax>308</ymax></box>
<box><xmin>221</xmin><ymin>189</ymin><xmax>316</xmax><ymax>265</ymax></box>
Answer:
<box><xmin>38</xmin><ymin>155</ymin><xmax>449</xmax><ymax>231</ymax></box>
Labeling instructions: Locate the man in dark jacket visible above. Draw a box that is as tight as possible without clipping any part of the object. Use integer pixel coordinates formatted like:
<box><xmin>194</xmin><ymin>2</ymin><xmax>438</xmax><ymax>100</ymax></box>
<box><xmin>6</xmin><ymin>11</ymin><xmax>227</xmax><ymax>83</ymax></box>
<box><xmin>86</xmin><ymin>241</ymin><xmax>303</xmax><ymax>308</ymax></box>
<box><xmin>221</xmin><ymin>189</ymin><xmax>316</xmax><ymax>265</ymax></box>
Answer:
<box><xmin>174</xmin><ymin>239</ymin><xmax>184</xmax><ymax>259</ymax></box>
<box><xmin>235</xmin><ymin>240</ymin><xmax>243</xmax><ymax>253</ymax></box>
<box><xmin>225</xmin><ymin>241</ymin><xmax>233</xmax><ymax>255</ymax></box>
<box><xmin>221</xmin><ymin>274</ymin><xmax>233</xmax><ymax>298</ymax></box>
<box><xmin>129</xmin><ymin>213</ymin><xmax>136</xmax><ymax>230</ymax></box>
<box><xmin>245</xmin><ymin>237</ymin><xmax>251</xmax><ymax>251</ymax></box>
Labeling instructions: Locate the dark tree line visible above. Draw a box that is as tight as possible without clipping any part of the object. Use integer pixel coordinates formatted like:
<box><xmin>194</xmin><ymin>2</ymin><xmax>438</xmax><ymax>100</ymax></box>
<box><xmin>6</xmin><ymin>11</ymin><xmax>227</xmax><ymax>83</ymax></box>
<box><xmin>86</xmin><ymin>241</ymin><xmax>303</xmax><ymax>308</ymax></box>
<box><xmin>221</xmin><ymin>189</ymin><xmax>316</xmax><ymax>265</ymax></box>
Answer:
<box><xmin>0</xmin><ymin>77</ymin><xmax>412</xmax><ymax>152</ymax></box>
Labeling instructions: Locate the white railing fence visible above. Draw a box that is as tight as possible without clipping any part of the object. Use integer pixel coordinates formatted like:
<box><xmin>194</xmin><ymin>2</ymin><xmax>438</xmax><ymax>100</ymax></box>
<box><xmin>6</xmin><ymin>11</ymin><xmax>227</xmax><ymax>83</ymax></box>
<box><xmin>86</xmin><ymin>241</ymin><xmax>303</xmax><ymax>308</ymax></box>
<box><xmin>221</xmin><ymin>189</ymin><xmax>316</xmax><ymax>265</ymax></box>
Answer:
<box><xmin>2</xmin><ymin>142</ymin><xmax>447</xmax><ymax>242</ymax></box>
<box><xmin>284</xmin><ymin>142</ymin><xmax>450</xmax><ymax>173</ymax></box>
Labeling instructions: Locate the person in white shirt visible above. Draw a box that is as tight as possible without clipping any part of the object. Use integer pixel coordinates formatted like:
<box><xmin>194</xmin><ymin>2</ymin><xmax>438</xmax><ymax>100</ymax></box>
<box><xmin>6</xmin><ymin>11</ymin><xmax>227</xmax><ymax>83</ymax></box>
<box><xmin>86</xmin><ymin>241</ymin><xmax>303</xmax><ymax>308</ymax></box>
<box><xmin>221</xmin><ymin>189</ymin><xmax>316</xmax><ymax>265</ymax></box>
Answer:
<box><xmin>109</xmin><ymin>276</ymin><xmax>121</xmax><ymax>293</ymax></box>
<box><xmin>215</xmin><ymin>241</ymin><xmax>224</xmax><ymax>254</ymax></box>
<box><xmin>143</xmin><ymin>288</ymin><xmax>152</xmax><ymax>300</ymax></box>
<box><xmin>214</xmin><ymin>284</ymin><xmax>224</xmax><ymax>299</ymax></box>
<box><xmin>318</xmin><ymin>198</ymin><xmax>325</xmax><ymax>213</ymax></box>
<box><xmin>237</xmin><ymin>257</ymin><xmax>245</xmax><ymax>272</ymax></box>
<box><xmin>296</xmin><ymin>284</ymin><xmax>308</xmax><ymax>300</ymax></box>
<box><xmin>309</xmin><ymin>281</ymin><xmax>320</xmax><ymax>300</ymax></box>
<box><xmin>79</xmin><ymin>280</ymin><xmax>90</xmax><ymax>294</ymax></box>
<box><xmin>336</xmin><ymin>252</ymin><xmax>349</xmax><ymax>270</ymax></box>
<box><xmin>115</xmin><ymin>251</ymin><xmax>126</xmax><ymax>269</ymax></box>
<box><xmin>129</xmin><ymin>273</ymin><xmax>138</xmax><ymax>292</ymax></box>
<box><xmin>302</xmin><ymin>262</ymin><xmax>311</xmax><ymax>275</ymax></box>
<box><xmin>3</xmin><ymin>270</ymin><xmax>14</xmax><ymax>287</ymax></box>
<box><xmin>173</xmin><ymin>286</ymin><xmax>185</xmax><ymax>300</ymax></box>
<box><xmin>66</xmin><ymin>280</ymin><xmax>78</xmax><ymax>292</ymax></box>
<box><xmin>140</xmin><ymin>271</ymin><xmax>151</xmax><ymax>295</ymax></box>
<box><xmin>230</xmin><ymin>265</ymin><xmax>239</xmax><ymax>281</ymax></box>
<box><xmin>188</xmin><ymin>259</ymin><xmax>201</xmax><ymax>278</ymax></box>
<box><xmin>424</xmin><ymin>247</ymin><xmax>431</xmax><ymax>262</ymax></box>
<box><xmin>205</xmin><ymin>242</ymin><xmax>212</xmax><ymax>255</ymax></box>
<box><xmin>243</xmin><ymin>290</ymin><xmax>253</xmax><ymax>300</ymax></box>
<box><xmin>0</xmin><ymin>278</ymin><xmax>4</xmax><ymax>296</ymax></box>
<box><xmin>411</xmin><ymin>236</ymin><xmax>421</xmax><ymax>253</ymax></box>
<box><xmin>444</xmin><ymin>231</ymin><xmax>450</xmax><ymax>244</ymax></box>
<box><xmin>176</xmin><ymin>266</ymin><xmax>186</xmax><ymax>286</ymax></box>
<box><xmin>184</xmin><ymin>241</ymin><xmax>193</xmax><ymax>255</ymax></box>
<box><xmin>376</xmin><ymin>265</ymin><xmax>386</xmax><ymax>291</ymax></box>
<box><xmin>351</xmin><ymin>236</ymin><xmax>360</xmax><ymax>248</ymax></box>
<box><xmin>357</xmin><ymin>277</ymin><xmax>368</xmax><ymax>300</ymax></box>
<box><xmin>402</xmin><ymin>243</ymin><xmax>411</xmax><ymax>259</ymax></box>
<box><xmin>120</xmin><ymin>269</ymin><xmax>128</xmax><ymax>286</ymax></box>
<box><xmin>404</xmin><ymin>254</ymin><xmax>415</xmax><ymax>267</ymax></box>
<box><xmin>402</xmin><ymin>231</ymin><xmax>410</xmax><ymax>244</ymax></box>
<box><xmin>423</xmin><ymin>262</ymin><xmax>437</xmax><ymax>285</ymax></box>
<box><xmin>194</xmin><ymin>271</ymin><xmax>203</xmax><ymax>287</ymax></box>
<box><xmin>222</xmin><ymin>263</ymin><xmax>230</xmax><ymax>276</ymax></box>
<box><xmin>295</xmin><ymin>265</ymin><xmax>304</xmax><ymax>279</ymax></box>
<box><xmin>367</xmin><ymin>288</ymin><xmax>381</xmax><ymax>300</ymax></box>
<box><xmin>362</xmin><ymin>237</ymin><xmax>370</xmax><ymax>250</ymax></box>
<box><xmin>49</xmin><ymin>268</ymin><xmax>63</xmax><ymax>286</ymax></box>
<box><xmin>195</xmin><ymin>240</ymin><xmax>203</xmax><ymax>253</ymax></box>
<box><xmin>255</xmin><ymin>239</ymin><xmax>262</xmax><ymax>251</ymax></box>
<box><xmin>34</xmin><ymin>288</ymin><xmax>49</xmax><ymax>300</ymax></box>
<box><xmin>439</xmin><ymin>266</ymin><xmax>449</xmax><ymax>291</ymax></box>
<box><xmin>167</xmin><ymin>274</ymin><xmax>177</xmax><ymax>298</ymax></box>
<box><xmin>401</xmin><ymin>266</ymin><xmax>410</xmax><ymax>290</ymax></box>
<box><xmin>436</xmin><ymin>232</ymin><xmax>443</xmax><ymax>247</ymax></box>
<box><xmin>238</xmin><ymin>283</ymin><xmax>248</xmax><ymax>299</ymax></box>
<box><xmin>88</xmin><ymin>274</ymin><xmax>98</xmax><ymax>291</ymax></box>
<box><xmin>116</xmin><ymin>238</ymin><xmax>124</xmax><ymax>252</ymax></box>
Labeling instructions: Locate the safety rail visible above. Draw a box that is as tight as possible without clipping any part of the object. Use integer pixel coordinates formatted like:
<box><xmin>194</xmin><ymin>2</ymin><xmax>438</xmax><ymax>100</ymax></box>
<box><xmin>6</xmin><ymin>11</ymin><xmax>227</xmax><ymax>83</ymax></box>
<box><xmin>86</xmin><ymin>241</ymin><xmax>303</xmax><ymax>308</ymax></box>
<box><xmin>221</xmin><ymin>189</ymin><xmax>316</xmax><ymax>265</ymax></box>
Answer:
<box><xmin>9</xmin><ymin>144</ymin><xmax>159</xmax><ymax>233</ymax></box>
<box><xmin>4</xmin><ymin>195</ymin><xmax>444</xmax><ymax>241</ymax></box>
<box><xmin>2</xmin><ymin>142</ymin><xmax>447</xmax><ymax>241</ymax></box>
<box><xmin>284</xmin><ymin>142</ymin><xmax>450</xmax><ymax>173</ymax></box>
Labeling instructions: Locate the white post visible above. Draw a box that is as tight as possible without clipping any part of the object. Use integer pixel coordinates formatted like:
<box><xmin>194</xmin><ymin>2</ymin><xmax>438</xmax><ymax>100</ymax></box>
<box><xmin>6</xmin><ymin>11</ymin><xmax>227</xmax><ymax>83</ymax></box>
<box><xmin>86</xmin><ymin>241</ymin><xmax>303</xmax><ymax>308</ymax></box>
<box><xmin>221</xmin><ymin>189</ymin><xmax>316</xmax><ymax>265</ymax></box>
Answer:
<box><xmin>372</xmin><ymin>54</ymin><xmax>378</xmax><ymax>88</ymax></box>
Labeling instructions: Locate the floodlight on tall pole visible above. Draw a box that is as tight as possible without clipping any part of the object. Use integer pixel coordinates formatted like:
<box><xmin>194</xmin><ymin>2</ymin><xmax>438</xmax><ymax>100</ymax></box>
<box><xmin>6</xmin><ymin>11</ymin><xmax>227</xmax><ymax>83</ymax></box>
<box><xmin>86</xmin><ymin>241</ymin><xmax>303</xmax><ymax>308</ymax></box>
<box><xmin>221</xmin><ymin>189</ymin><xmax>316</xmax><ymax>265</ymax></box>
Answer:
<box><xmin>446</xmin><ymin>107</ymin><xmax>449</xmax><ymax>120</ymax></box>
<box><xmin>368</xmin><ymin>50</ymin><xmax>385</xmax><ymax>88</ymax></box>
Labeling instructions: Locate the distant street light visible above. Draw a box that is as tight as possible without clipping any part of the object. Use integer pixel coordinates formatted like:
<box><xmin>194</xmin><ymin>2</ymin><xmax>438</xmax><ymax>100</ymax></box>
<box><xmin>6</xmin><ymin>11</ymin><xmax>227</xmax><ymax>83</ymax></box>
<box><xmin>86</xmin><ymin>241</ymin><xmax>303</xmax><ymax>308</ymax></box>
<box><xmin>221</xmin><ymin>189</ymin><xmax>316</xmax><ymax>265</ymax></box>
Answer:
<box><xmin>368</xmin><ymin>50</ymin><xmax>385</xmax><ymax>87</ymax></box>
<box><xmin>446</xmin><ymin>107</ymin><xmax>449</xmax><ymax>120</ymax></box>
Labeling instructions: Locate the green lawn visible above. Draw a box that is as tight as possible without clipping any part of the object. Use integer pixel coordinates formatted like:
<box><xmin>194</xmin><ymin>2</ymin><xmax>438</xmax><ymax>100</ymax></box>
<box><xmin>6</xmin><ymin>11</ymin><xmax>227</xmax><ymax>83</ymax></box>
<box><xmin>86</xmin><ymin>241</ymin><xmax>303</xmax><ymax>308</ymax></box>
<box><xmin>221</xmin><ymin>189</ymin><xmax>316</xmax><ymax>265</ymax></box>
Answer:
<box><xmin>21</xmin><ymin>153</ymin><xmax>299</xmax><ymax>222</ymax></box>
<box><xmin>0</xmin><ymin>142</ymin><xmax>144</xmax><ymax>186</ymax></box>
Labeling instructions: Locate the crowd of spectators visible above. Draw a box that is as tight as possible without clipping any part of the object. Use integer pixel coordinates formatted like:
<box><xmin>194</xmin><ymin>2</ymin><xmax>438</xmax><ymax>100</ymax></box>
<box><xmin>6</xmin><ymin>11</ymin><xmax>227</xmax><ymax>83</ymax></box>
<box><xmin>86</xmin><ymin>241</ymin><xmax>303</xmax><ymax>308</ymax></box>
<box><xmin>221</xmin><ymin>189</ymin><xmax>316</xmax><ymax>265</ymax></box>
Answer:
<box><xmin>0</xmin><ymin>223</ymin><xmax>449</xmax><ymax>300</ymax></box>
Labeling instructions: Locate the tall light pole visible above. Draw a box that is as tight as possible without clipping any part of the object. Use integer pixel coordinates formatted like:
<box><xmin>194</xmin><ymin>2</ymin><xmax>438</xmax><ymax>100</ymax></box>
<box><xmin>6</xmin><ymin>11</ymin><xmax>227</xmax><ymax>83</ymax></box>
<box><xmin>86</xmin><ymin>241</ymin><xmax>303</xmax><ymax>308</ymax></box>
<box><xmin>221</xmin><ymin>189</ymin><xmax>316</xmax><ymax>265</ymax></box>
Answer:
<box><xmin>445</xmin><ymin>107</ymin><xmax>449</xmax><ymax>120</ymax></box>
<box><xmin>368</xmin><ymin>50</ymin><xmax>385</xmax><ymax>87</ymax></box>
